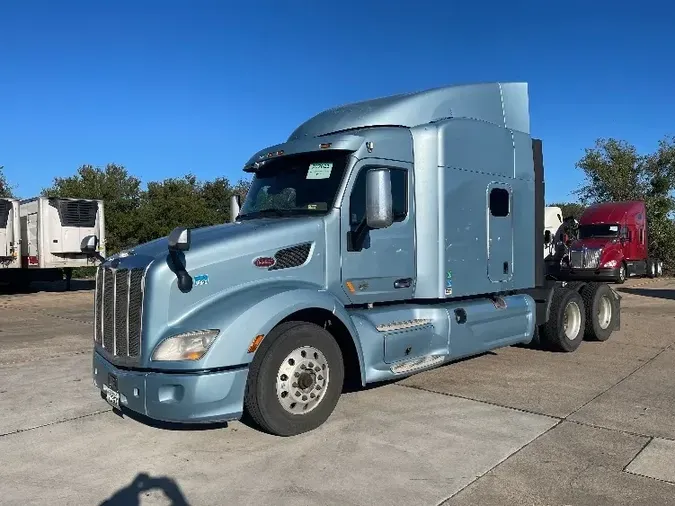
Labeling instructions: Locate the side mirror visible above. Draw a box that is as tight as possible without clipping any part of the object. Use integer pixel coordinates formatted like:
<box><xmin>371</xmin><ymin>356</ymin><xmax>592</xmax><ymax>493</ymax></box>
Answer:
<box><xmin>168</xmin><ymin>227</ymin><xmax>191</xmax><ymax>251</ymax></box>
<box><xmin>80</xmin><ymin>235</ymin><xmax>98</xmax><ymax>253</ymax></box>
<box><xmin>81</xmin><ymin>235</ymin><xmax>105</xmax><ymax>263</ymax></box>
<box><xmin>544</xmin><ymin>230</ymin><xmax>552</xmax><ymax>245</ymax></box>
<box><xmin>230</xmin><ymin>195</ymin><xmax>240</xmax><ymax>223</ymax></box>
<box><xmin>365</xmin><ymin>168</ymin><xmax>393</xmax><ymax>229</ymax></box>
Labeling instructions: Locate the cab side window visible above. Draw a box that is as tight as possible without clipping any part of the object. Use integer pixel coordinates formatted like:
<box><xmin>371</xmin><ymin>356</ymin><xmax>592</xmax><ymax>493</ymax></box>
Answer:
<box><xmin>349</xmin><ymin>168</ymin><xmax>408</xmax><ymax>226</ymax></box>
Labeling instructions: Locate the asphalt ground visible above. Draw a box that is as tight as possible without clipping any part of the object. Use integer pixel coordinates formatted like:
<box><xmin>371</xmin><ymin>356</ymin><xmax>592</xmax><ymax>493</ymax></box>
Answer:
<box><xmin>1</xmin><ymin>277</ymin><xmax>674</xmax><ymax>505</ymax></box>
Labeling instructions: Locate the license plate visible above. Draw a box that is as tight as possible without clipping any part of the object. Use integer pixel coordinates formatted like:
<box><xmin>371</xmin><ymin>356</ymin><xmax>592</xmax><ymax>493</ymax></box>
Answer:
<box><xmin>102</xmin><ymin>373</ymin><xmax>120</xmax><ymax>410</ymax></box>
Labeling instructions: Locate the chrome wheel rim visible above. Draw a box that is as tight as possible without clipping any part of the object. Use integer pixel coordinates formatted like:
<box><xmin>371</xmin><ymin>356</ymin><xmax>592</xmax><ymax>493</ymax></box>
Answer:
<box><xmin>651</xmin><ymin>263</ymin><xmax>656</xmax><ymax>277</ymax></box>
<box><xmin>563</xmin><ymin>301</ymin><xmax>582</xmax><ymax>340</ymax></box>
<box><xmin>276</xmin><ymin>346</ymin><xmax>329</xmax><ymax>415</ymax></box>
<box><xmin>619</xmin><ymin>266</ymin><xmax>625</xmax><ymax>281</ymax></box>
<box><xmin>598</xmin><ymin>295</ymin><xmax>612</xmax><ymax>330</ymax></box>
<box><xmin>657</xmin><ymin>262</ymin><xmax>663</xmax><ymax>277</ymax></box>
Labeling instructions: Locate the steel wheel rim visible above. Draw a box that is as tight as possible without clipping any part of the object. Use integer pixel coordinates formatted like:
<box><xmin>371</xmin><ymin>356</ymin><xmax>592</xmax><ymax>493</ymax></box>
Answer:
<box><xmin>276</xmin><ymin>346</ymin><xmax>329</xmax><ymax>415</ymax></box>
<box><xmin>563</xmin><ymin>301</ymin><xmax>582</xmax><ymax>340</ymax></box>
<box><xmin>598</xmin><ymin>295</ymin><xmax>612</xmax><ymax>330</ymax></box>
<box><xmin>619</xmin><ymin>266</ymin><xmax>625</xmax><ymax>281</ymax></box>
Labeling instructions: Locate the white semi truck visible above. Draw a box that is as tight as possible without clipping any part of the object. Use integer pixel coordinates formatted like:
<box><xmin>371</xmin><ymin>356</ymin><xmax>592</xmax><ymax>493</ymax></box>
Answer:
<box><xmin>0</xmin><ymin>198</ymin><xmax>21</xmax><ymax>270</ymax></box>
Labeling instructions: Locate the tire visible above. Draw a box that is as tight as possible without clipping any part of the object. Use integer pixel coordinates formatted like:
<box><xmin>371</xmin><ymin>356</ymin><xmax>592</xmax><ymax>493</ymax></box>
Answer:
<box><xmin>580</xmin><ymin>282</ymin><xmax>616</xmax><ymax>341</ymax></box>
<box><xmin>656</xmin><ymin>260</ymin><xmax>663</xmax><ymax>278</ymax></box>
<box><xmin>540</xmin><ymin>287</ymin><xmax>586</xmax><ymax>352</ymax></box>
<box><xmin>244</xmin><ymin>321</ymin><xmax>345</xmax><ymax>437</ymax></box>
<box><xmin>647</xmin><ymin>259</ymin><xmax>656</xmax><ymax>279</ymax></box>
<box><xmin>615</xmin><ymin>263</ymin><xmax>627</xmax><ymax>284</ymax></box>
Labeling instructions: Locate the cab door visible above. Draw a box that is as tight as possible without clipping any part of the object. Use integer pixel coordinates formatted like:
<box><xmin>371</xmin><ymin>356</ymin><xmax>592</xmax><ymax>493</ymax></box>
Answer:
<box><xmin>340</xmin><ymin>160</ymin><xmax>415</xmax><ymax>304</ymax></box>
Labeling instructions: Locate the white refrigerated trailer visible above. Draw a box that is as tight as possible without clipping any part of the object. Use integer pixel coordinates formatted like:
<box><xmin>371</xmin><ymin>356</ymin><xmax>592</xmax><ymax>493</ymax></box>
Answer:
<box><xmin>0</xmin><ymin>197</ymin><xmax>106</xmax><ymax>290</ymax></box>
<box><xmin>0</xmin><ymin>198</ymin><xmax>21</xmax><ymax>270</ymax></box>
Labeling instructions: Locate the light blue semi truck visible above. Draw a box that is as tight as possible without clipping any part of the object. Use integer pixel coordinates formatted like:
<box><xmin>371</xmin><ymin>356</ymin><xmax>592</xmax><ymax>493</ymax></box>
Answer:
<box><xmin>84</xmin><ymin>82</ymin><xmax>621</xmax><ymax>436</ymax></box>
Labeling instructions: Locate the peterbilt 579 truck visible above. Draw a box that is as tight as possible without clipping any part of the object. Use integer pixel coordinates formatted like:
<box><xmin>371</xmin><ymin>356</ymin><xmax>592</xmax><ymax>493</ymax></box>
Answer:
<box><xmin>83</xmin><ymin>82</ymin><xmax>621</xmax><ymax>437</ymax></box>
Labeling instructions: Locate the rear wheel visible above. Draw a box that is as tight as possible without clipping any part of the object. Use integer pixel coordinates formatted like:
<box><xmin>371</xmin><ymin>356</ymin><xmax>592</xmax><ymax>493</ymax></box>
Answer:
<box><xmin>540</xmin><ymin>287</ymin><xmax>586</xmax><ymax>352</ymax></box>
<box><xmin>244</xmin><ymin>321</ymin><xmax>344</xmax><ymax>436</ymax></box>
<box><xmin>580</xmin><ymin>282</ymin><xmax>616</xmax><ymax>341</ymax></box>
<box><xmin>647</xmin><ymin>259</ymin><xmax>657</xmax><ymax>278</ymax></box>
<box><xmin>656</xmin><ymin>260</ymin><xmax>664</xmax><ymax>277</ymax></box>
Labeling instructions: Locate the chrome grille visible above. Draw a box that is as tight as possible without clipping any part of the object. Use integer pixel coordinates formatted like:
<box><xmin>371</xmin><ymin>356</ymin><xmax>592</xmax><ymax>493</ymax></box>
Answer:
<box><xmin>569</xmin><ymin>248</ymin><xmax>602</xmax><ymax>269</ymax></box>
<box><xmin>94</xmin><ymin>265</ymin><xmax>145</xmax><ymax>358</ymax></box>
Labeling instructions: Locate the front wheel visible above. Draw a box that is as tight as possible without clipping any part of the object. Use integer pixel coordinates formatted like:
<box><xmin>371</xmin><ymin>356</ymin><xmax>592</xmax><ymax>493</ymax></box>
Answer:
<box><xmin>615</xmin><ymin>263</ymin><xmax>627</xmax><ymax>284</ymax></box>
<box><xmin>244</xmin><ymin>321</ymin><xmax>344</xmax><ymax>436</ymax></box>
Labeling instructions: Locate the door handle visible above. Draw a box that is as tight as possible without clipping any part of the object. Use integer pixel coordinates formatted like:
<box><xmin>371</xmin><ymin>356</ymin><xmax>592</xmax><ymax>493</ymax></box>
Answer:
<box><xmin>394</xmin><ymin>278</ymin><xmax>412</xmax><ymax>289</ymax></box>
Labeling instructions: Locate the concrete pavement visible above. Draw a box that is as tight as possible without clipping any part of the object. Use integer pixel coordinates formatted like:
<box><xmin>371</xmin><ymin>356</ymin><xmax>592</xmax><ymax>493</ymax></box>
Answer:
<box><xmin>1</xmin><ymin>278</ymin><xmax>674</xmax><ymax>505</ymax></box>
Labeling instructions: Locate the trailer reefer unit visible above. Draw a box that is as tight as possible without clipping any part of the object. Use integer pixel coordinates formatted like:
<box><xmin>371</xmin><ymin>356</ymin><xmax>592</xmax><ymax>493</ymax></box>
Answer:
<box><xmin>86</xmin><ymin>82</ymin><xmax>621</xmax><ymax>437</ymax></box>
<box><xmin>0</xmin><ymin>198</ymin><xmax>21</xmax><ymax>269</ymax></box>
<box><xmin>20</xmin><ymin>197</ymin><xmax>105</xmax><ymax>273</ymax></box>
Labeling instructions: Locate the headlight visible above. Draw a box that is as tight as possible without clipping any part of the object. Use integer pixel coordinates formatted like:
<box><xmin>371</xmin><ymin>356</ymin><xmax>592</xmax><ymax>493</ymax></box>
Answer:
<box><xmin>152</xmin><ymin>329</ymin><xmax>220</xmax><ymax>361</ymax></box>
<box><xmin>603</xmin><ymin>260</ymin><xmax>618</xmax><ymax>268</ymax></box>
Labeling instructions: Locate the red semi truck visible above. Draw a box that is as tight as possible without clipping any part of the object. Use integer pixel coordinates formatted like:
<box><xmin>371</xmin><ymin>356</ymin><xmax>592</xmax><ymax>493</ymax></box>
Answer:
<box><xmin>553</xmin><ymin>200</ymin><xmax>663</xmax><ymax>284</ymax></box>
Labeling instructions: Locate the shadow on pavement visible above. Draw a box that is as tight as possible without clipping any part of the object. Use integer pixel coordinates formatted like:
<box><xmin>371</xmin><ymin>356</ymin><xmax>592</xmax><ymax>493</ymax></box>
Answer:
<box><xmin>617</xmin><ymin>288</ymin><xmax>675</xmax><ymax>301</ymax></box>
<box><xmin>99</xmin><ymin>473</ymin><xmax>189</xmax><ymax>506</ymax></box>
<box><xmin>0</xmin><ymin>279</ymin><xmax>95</xmax><ymax>294</ymax></box>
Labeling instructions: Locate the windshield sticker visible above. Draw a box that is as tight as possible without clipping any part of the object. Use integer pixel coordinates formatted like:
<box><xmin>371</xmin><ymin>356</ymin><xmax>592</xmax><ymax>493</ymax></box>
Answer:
<box><xmin>306</xmin><ymin>162</ymin><xmax>333</xmax><ymax>180</ymax></box>
<box><xmin>609</xmin><ymin>225</ymin><xmax>619</xmax><ymax>232</ymax></box>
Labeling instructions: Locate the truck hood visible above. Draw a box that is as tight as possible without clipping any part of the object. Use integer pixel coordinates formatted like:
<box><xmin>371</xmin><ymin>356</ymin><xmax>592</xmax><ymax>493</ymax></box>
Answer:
<box><xmin>121</xmin><ymin>217</ymin><xmax>319</xmax><ymax>261</ymax></box>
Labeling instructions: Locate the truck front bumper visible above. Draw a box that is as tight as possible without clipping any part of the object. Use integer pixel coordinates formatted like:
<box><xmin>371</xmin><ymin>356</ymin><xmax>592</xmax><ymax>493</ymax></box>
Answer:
<box><xmin>92</xmin><ymin>351</ymin><xmax>248</xmax><ymax>424</ymax></box>
<box><xmin>553</xmin><ymin>267</ymin><xmax>620</xmax><ymax>282</ymax></box>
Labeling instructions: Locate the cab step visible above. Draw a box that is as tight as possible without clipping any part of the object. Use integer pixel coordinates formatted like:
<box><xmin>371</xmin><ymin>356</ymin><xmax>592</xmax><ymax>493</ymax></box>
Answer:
<box><xmin>390</xmin><ymin>354</ymin><xmax>447</xmax><ymax>375</ymax></box>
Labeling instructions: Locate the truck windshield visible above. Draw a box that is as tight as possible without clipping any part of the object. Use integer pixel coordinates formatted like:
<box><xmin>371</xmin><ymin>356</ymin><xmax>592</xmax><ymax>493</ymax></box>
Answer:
<box><xmin>578</xmin><ymin>224</ymin><xmax>620</xmax><ymax>239</ymax></box>
<box><xmin>238</xmin><ymin>150</ymin><xmax>351</xmax><ymax>220</ymax></box>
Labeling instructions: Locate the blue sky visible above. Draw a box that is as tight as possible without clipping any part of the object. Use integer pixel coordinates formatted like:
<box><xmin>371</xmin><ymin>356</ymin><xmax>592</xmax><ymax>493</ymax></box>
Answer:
<box><xmin>1</xmin><ymin>0</ymin><xmax>673</xmax><ymax>203</ymax></box>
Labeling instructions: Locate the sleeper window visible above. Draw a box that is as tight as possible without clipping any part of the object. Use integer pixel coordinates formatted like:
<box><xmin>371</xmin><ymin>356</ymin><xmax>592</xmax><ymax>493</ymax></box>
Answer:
<box><xmin>489</xmin><ymin>188</ymin><xmax>510</xmax><ymax>217</ymax></box>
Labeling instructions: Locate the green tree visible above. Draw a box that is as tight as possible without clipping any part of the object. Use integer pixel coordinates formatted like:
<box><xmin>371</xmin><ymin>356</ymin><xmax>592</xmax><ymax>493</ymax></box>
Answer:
<box><xmin>42</xmin><ymin>164</ymin><xmax>142</xmax><ymax>254</ymax></box>
<box><xmin>0</xmin><ymin>166</ymin><xmax>14</xmax><ymax>198</ymax></box>
<box><xmin>548</xmin><ymin>202</ymin><xmax>586</xmax><ymax>221</ymax></box>
<box><xmin>575</xmin><ymin>137</ymin><xmax>675</xmax><ymax>272</ymax></box>
<box><xmin>135</xmin><ymin>174</ymin><xmax>218</xmax><ymax>244</ymax></box>
<box><xmin>201</xmin><ymin>176</ymin><xmax>251</xmax><ymax>223</ymax></box>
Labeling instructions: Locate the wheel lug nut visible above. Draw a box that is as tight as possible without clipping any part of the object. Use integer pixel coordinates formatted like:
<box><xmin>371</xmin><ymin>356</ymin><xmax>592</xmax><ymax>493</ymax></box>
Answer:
<box><xmin>302</xmin><ymin>395</ymin><xmax>308</xmax><ymax>401</ymax></box>
<box><xmin>316</xmin><ymin>385</ymin><xmax>321</xmax><ymax>390</ymax></box>
<box><xmin>292</xmin><ymin>382</ymin><xmax>298</xmax><ymax>388</ymax></box>
<box><xmin>315</xmin><ymin>367</ymin><xmax>320</xmax><ymax>372</ymax></box>
<box><xmin>280</xmin><ymin>374</ymin><xmax>288</xmax><ymax>381</ymax></box>
<box><xmin>310</xmin><ymin>393</ymin><xmax>315</xmax><ymax>398</ymax></box>
<box><xmin>300</xmin><ymin>364</ymin><xmax>306</xmax><ymax>370</ymax></box>
<box><xmin>294</xmin><ymin>372</ymin><xmax>300</xmax><ymax>377</ymax></box>
<box><xmin>295</xmin><ymin>391</ymin><xmax>301</xmax><ymax>397</ymax></box>
<box><xmin>318</xmin><ymin>375</ymin><xmax>323</xmax><ymax>381</ymax></box>
<box><xmin>308</xmin><ymin>362</ymin><xmax>314</xmax><ymax>368</ymax></box>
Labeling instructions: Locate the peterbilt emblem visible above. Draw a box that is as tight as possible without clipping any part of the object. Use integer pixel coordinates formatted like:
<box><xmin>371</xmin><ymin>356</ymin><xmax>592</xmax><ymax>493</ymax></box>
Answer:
<box><xmin>253</xmin><ymin>256</ymin><xmax>276</xmax><ymax>268</ymax></box>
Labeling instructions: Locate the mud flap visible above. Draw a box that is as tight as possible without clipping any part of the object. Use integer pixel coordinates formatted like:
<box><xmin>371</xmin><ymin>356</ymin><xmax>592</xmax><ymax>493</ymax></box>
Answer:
<box><xmin>610</xmin><ymin>286</ymin><xmax>621</xmax><ymax>331</ymax></box>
